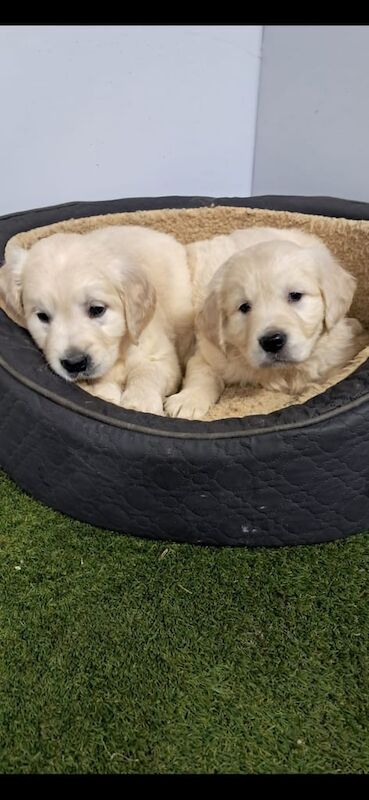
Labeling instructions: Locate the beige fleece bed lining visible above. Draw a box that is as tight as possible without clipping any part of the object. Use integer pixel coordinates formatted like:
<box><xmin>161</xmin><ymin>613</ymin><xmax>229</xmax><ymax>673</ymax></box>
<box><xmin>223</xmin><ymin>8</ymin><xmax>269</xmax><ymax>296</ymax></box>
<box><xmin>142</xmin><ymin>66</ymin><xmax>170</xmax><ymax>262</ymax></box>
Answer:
<box><xmin>7</xmin><ymin>205</ymin><xmax>369</xmax><ymax>421</ymax></box>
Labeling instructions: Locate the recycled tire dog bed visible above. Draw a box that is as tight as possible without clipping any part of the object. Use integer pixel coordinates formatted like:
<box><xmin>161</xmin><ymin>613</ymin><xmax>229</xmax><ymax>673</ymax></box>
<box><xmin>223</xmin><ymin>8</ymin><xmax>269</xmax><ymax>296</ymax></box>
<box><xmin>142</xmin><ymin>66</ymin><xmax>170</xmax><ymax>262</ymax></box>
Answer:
<box><xmin>1</xmin><ymin>194</ymin><xmax>369</xmax><ymax>547</ymax></box>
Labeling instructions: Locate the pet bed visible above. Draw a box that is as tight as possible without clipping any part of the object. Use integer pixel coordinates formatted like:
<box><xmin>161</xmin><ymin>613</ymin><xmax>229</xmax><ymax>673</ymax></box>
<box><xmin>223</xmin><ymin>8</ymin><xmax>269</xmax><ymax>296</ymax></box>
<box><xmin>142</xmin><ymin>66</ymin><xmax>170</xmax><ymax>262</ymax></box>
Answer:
<box><xmin>1</xmin><ymin>194</ymin><xmax>369</xmax><ymax>546</ymax></box>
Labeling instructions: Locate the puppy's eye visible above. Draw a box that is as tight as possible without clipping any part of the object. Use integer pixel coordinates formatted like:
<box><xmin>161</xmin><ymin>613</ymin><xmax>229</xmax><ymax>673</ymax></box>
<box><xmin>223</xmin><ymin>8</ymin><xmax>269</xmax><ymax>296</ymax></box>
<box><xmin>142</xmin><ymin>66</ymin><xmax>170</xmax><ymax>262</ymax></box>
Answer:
<box><xmin>36</xmin><ymin>312</ymin><xmax>50</xmax><ymax>323</ymax></box>
<box><xmin>88</xmin><ymin>305</ymin><xmax>106</xmax><ymax>319</ymax></box>
<box><xmin>288</xmin><ymin>292</ymin><xmax>303</xmax><ymax>303</ymax></box>
<box><xmin>239</xmin><ymin>302</ymin><xmax>251</xmax><ymax>314</ymax></box>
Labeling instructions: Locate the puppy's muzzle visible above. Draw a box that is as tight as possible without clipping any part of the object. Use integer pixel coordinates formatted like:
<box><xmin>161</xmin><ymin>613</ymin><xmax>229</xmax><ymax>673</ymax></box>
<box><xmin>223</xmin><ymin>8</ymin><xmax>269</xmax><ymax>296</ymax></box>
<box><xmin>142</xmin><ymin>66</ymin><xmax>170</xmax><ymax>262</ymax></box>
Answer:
<box><xmin>259</xmin><ymin>331</ymin><xmax>287</xmax><ymax>355</ymax></box>
<box><xmin>60</xmin><ymin>351</ymin><xmax>91</xmax><ymax>376</ymax></box>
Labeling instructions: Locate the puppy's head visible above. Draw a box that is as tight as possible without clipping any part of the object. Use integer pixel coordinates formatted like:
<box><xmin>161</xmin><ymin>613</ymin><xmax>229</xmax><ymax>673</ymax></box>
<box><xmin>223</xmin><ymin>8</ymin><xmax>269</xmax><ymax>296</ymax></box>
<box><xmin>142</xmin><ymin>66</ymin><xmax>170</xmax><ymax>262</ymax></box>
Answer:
<box><xmin>197</xmin><ymin>238</ymin><xmax>356</xmax><ymax>370</ymax></box>
<box><xmin>0</xmin><ymin>232</ymin><xmax>156</xmax><ymax>382</ymax></box>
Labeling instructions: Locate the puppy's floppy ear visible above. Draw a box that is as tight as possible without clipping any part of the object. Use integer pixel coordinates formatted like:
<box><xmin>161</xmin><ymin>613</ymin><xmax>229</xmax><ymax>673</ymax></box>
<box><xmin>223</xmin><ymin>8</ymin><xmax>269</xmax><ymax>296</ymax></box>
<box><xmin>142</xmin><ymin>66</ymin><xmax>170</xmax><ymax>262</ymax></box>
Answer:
<box><xmin>314</xmin><ymin>245</ymin><xmax>357</xmax><ymax>330</ymax></box>
<box><xmin>119</xmin><ymin>265</ymin><xmax>156</xmax><ymax>344</ymax></box>
<box><xmin>0</xmin><ymin>244</ymin><xmax>28</xmax><ymax>327</ymax></box>
<box><xmin>196</xmin><ymin>284</ymin><xmax>225</xmax><ymax>352</ymax></box>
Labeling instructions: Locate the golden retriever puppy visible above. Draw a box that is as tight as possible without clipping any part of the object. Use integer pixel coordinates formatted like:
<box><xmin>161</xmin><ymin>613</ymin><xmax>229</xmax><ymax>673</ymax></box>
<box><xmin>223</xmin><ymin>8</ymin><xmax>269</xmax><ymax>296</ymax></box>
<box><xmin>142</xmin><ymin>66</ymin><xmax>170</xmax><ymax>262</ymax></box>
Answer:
<box><xmin>0</xmin><ymin>225</ymin><xmax>193</xmax><ymax>415</ymax></box>
<box><xmin>166</xmin><ymin>226</ymin><xmax>364</xmax><ymax>420</ymax></box>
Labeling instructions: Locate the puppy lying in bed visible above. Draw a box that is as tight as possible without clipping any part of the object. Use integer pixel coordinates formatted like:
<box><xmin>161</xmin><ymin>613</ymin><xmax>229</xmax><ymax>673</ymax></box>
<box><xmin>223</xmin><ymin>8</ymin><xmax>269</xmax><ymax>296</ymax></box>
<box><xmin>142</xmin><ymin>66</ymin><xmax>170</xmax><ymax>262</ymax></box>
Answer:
<box><xmin>166</xmin><ymin>226</ymin><xmax>365</xmax><ymax>420</ymax></box>
<box><xmin>0</xmin><ymin>225</ymin><xmax>193</xmax><ymax>415</ymax></box>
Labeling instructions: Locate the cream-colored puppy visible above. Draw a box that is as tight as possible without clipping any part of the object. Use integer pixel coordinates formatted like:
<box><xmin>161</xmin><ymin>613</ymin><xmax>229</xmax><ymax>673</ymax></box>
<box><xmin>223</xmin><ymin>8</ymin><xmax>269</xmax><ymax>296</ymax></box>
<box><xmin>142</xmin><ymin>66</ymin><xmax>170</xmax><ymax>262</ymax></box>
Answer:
<box><xmin>0</xmin><ymin>225</ymin><xmax>193</xmax><ymax>414</ymax></box>
<box><xmin>166</xmin><ymin>226</ymin><xmax>363</xmax><ymax>420</ymax></box>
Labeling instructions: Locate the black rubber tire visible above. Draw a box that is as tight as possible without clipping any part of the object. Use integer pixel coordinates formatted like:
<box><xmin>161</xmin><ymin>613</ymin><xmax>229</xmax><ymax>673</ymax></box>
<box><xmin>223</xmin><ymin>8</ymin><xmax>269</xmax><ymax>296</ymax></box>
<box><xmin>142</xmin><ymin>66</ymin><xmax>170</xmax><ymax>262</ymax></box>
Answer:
<box><xmin>1</xmin><ymin>194</ymin><xmax>369</xmax><ymax>547</ymax></box>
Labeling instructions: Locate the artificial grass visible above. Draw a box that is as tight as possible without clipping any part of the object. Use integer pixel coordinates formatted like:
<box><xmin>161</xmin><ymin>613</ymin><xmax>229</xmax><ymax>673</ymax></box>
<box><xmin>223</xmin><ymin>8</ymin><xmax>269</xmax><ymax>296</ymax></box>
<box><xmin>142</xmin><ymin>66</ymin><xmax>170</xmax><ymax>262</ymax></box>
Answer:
<box><xmin>0</xmin><ymin>469</ymin><xmax>369</xmax><ymax>775</ymax></box>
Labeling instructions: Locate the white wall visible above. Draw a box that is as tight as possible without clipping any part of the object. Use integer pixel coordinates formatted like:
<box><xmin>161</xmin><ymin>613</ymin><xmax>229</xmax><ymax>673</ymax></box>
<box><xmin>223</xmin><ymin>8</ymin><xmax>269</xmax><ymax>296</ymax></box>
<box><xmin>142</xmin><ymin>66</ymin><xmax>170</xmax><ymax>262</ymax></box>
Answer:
<box><xmin>253</xmin><ymin>25</ymin><xmax>369</xmax><ymax>202</ymax></box>
<box><xmin>0</xmin><ymin>25</ymin><xmax>262</xmax><ymax>215</ymax></box>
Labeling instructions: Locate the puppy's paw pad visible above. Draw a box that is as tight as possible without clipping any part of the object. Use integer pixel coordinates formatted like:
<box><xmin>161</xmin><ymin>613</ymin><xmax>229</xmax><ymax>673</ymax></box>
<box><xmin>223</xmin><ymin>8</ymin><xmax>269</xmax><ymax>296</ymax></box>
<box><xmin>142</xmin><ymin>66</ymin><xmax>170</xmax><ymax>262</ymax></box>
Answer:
<box><xmin>165</xmin><ymin>390</ymin><xmax>211</xmax><ymax>420</ymax></box>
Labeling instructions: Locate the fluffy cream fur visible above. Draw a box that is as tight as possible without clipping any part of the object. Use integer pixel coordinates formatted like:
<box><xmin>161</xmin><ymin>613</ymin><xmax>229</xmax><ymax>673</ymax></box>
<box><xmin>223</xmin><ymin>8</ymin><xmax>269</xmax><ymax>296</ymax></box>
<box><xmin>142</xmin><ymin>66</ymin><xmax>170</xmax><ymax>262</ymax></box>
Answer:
<box><xmin>0</xmin><ymin>225</ymin><xmax>193</xmax><ymax>414</ymax></box>
<box><xmin>1</xmin><ymin>206</ymin><xmax>368</xmax><ymax>420</ymax></box>
<box><xmin>165</xmin><ymin>227</ymin><xmax>366</xmax><ymax>420</ymax></box>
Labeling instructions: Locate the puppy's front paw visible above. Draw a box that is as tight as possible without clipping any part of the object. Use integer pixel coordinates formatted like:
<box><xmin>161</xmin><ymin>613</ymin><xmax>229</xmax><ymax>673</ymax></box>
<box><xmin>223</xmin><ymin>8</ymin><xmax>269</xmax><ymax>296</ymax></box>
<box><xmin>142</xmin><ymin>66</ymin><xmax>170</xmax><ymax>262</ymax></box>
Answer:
<box><xmin>165</xmin><ymin>389</ymin><xmax>212</xmax><ymax>420</ymax></box>
<box><xmin>79</xmin><ymin>381</ymin><xmax>123</xmax><ymax>405</ymax></box>
<box><xmin>121</xmin><ymin>388</ymin><xmax>164</xmax><ymax>416</ymax></box>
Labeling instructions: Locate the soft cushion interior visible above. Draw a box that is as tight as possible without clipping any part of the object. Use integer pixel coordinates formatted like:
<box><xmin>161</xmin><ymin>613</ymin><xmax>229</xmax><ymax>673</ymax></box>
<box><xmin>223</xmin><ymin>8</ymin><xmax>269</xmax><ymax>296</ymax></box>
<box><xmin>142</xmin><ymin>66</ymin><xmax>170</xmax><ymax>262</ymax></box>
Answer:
<box><xmin>6</xmin><ymin>205</ymin><xmax>369</xmax><ymax>420</ymax></box>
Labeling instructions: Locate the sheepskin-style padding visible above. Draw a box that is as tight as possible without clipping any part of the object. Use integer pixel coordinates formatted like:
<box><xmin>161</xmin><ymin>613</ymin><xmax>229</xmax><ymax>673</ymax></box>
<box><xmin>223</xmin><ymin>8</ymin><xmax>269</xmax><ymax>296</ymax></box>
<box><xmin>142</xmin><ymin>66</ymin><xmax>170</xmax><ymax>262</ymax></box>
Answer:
<box><xmin>7</xmin><ymin>205</ymin><xmax>369</xmax><ymax>420</ymax></box>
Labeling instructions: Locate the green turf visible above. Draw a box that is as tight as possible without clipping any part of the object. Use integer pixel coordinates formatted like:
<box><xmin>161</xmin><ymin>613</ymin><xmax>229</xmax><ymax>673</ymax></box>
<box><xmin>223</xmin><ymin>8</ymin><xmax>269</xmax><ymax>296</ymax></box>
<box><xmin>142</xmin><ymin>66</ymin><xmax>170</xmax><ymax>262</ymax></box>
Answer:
<box><xmin>1</xmin><ymin>469</ymin><xmax>369</xmax><ymax>774</ymax></box>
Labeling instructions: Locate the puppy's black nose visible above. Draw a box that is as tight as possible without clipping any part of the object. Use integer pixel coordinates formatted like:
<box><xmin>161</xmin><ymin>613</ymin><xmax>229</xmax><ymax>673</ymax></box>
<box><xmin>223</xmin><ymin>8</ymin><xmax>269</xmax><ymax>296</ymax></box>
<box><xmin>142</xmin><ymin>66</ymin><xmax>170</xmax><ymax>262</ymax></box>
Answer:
<box><xmin>60</xmin><ymin>352</ymin><xmax>90</xmax><ymax>375</ymax></box>
<box><xmin>259</xmin><ymin>332</ymin><xmax>287</xmax><ymax>354</ymax></box>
